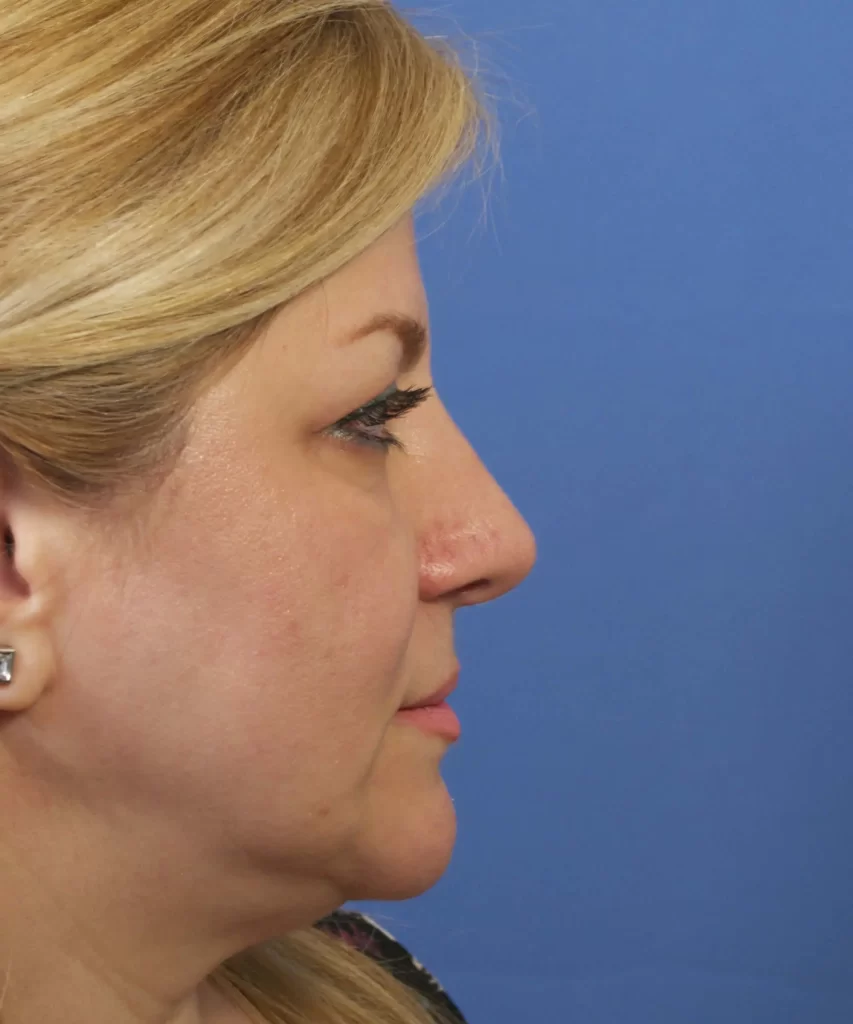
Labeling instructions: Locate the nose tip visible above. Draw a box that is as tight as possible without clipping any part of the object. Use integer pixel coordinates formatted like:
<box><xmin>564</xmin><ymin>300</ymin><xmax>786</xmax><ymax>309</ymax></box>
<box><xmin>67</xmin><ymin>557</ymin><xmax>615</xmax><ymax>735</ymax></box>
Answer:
<box><xmin>509</xmin><ymin>512</ymin><xmax>538</xmax><ymax>591</ymax></box>
<box><xmin>418</xmin><ymin>495</ymin><xmax>537</xmax><ymax>607</ymax></box>
<box><xmin>457</xmin><ymin>500</ymin><xmax>537</xmax><ymax>606</ymax></box>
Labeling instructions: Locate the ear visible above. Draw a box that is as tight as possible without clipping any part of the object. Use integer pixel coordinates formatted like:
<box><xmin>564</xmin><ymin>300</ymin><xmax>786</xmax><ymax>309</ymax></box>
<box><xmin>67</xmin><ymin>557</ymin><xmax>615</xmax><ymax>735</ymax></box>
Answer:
<box><xmin>0</xmin><ymin>485</ymin><xmax>61</xmax><ymax>714</ymax></box>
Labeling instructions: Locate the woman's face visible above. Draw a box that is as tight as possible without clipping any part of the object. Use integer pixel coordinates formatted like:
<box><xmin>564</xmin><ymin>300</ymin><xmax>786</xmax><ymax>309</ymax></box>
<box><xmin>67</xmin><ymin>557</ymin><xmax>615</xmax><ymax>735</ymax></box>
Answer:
<box><xmin>3</xmin><ymin>215</ymin><xmax>536</xmax><ymax>942</ymax></box>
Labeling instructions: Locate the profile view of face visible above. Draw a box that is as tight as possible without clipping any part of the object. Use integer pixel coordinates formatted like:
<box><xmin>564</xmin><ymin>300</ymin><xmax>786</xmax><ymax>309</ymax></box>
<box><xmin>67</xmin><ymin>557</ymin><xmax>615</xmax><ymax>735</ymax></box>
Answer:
<box><xmin>1</xmin><ymin>215</ymin><xmax>536</xmax><ymax>946</ymax></box>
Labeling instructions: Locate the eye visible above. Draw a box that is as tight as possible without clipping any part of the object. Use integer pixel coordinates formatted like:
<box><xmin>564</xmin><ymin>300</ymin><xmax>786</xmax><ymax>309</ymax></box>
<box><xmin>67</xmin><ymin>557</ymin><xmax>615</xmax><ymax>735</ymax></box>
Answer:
<box><xmin>326</xmin><ymin>384</ymin><xmax>433</xmax><ymax>452</ymax></box>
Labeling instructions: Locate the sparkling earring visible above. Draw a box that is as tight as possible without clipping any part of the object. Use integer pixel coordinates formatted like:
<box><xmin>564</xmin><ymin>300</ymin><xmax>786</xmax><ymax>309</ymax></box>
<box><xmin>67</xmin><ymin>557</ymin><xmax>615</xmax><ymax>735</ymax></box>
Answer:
<box><xmin>0</xmin><ymin>647</ymin><xmax>15</xmax><ymax>685</ymax></box>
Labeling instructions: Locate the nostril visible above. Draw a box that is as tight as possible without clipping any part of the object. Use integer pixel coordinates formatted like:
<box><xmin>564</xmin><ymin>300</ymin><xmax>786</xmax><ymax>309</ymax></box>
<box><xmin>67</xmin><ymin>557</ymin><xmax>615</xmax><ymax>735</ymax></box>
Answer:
<box><xmin>455</xmin><ymin>578</ymin><xmax>492</xmax><ymax>604</ymax></box>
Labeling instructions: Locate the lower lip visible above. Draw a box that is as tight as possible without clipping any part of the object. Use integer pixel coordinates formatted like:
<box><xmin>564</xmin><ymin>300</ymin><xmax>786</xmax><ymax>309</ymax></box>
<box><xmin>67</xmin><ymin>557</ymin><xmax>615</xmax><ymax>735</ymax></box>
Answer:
<box><xmin>395</xmin><ymin>701</ymin><xmax>461</xmax><ymax>742</ymax></box>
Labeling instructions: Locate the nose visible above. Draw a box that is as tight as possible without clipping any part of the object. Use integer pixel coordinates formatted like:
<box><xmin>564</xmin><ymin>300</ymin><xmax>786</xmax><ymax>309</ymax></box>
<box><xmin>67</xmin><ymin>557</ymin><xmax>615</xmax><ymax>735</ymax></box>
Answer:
<box><xmin>408</xmin><ymin>399</ymin><xmax>537</xmax><ymax>607</ymax></box>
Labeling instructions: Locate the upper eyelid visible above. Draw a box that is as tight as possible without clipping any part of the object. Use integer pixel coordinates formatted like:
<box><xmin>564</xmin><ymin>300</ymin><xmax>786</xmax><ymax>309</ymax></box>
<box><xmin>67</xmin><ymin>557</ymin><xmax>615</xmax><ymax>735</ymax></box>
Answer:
<box><xmin>337</xmin><ymin>384</ymin><xmax>398</xmax><ymax>423</ymax></box>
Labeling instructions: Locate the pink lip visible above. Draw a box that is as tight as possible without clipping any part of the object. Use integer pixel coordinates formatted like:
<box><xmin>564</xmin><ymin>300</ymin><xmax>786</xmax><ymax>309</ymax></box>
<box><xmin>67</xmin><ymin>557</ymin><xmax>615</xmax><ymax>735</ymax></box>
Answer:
<box><xmin>395</xmin><ymin>702</ymin><xmax>461</xmax><ymax>743</ymax></box>
<box><xmin>400</xmin><ymin>669</ymin><xmax>459</xmax><ymax>710</ymax></box>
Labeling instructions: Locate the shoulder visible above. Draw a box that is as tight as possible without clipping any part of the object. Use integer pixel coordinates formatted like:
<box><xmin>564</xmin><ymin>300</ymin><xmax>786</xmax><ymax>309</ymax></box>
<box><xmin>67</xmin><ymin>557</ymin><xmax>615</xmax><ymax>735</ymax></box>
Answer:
<box><xmin>314</xmin><ymin>908</ymin><xmax>468</xmax><ymax>1023</ymax></box>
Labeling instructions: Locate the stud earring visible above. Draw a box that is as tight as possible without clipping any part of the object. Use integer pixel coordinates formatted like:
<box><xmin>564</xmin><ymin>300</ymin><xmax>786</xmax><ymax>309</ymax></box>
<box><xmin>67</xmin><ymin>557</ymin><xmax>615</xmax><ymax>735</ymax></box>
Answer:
<box><xmin>0</xmin><ymin>647</ymin><xmax>15</xmax><ymax>685</ymax></box>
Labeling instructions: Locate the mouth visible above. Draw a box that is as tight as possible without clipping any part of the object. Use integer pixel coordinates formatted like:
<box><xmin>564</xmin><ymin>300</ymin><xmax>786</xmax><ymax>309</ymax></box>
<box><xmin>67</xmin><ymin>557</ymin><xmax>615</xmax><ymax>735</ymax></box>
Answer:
<box><xmin>394</xmin><ymin>700</ymin><xmax>461</xmax><ymax>743</ymax></box>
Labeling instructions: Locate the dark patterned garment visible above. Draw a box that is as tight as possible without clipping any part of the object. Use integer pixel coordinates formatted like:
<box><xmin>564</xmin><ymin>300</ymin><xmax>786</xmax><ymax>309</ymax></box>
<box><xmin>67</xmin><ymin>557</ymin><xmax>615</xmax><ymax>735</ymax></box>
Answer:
<box><xmin>315</xmin><ymin>909</ymin><xmax>468</xmax><ymax>1024</ymax></box>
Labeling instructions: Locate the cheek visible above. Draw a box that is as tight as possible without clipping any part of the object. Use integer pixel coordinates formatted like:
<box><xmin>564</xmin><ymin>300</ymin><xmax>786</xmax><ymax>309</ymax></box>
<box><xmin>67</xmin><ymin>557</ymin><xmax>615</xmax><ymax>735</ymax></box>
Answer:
<box><xmin>51</xmin><ymin>479</ymin><xmax>419</xmax><ymax>821</ymax></box>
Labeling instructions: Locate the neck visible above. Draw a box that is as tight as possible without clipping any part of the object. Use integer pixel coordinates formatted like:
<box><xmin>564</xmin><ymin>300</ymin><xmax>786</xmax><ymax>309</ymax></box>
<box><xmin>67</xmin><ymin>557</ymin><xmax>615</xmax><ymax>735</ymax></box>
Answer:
<box><xmin>0</xmin><ymin>794</ymin><xmax>339</xmax><ymax>1024</ymax></box>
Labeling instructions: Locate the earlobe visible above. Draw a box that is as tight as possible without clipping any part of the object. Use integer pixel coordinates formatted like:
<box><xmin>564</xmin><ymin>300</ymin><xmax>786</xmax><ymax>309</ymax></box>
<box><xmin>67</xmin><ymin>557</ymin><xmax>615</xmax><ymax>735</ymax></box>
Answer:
<box><xmin>0</xmin><ymin>637</ymin><xmax>53</xmax><ymax>712</ymax></box>
<box><xmin>0</xmin><ymin>647</ymin><xmax>15</xmax><ymax>684</ymax></box>
<box><xmin>0</xmin><ymin>520</ymin><xmax>58</xmax><ymax>713</ymax></box>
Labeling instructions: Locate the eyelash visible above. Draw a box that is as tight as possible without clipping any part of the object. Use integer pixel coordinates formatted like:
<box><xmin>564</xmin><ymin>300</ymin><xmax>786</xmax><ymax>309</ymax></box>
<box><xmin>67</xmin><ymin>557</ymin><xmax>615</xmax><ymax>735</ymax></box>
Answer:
<box><xmin>327</xmin><ymin>385</ymin><xmax>433</xmax><ymax>452</ymax></box>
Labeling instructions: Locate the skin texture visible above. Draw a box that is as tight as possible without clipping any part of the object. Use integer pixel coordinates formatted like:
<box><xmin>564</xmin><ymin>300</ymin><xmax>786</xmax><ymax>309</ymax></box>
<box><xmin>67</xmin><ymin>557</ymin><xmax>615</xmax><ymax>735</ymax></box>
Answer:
<box><xmin>0</xmin><ymin>214</ymin><xmax>536</xmax><ymax>1023</ymax></box>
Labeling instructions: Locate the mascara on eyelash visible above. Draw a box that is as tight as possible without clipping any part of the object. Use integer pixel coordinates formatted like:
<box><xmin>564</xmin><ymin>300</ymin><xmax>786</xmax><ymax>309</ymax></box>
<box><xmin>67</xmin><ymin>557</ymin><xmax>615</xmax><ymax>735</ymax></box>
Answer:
<box><xmin>340</xmin><ymin>385</ymin><xmax>432</xmax><ymax>425</ymax></box>
<box><xmin>329</xmin><ymin>385</ymin><xmax>433</xmax><ymax>452</ymax></box>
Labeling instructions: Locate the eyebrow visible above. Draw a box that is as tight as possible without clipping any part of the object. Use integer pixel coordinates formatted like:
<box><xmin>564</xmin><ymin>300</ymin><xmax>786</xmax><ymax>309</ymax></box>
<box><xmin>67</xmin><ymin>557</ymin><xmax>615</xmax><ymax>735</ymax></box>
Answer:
<box><xmin>341</xmin><ymin>312</ymin><xmax>428</xmax><ymax>374</ymax></box>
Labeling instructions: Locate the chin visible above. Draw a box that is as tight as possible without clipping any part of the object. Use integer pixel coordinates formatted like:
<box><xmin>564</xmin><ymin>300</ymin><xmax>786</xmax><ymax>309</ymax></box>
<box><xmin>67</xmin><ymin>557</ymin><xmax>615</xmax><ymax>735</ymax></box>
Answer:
<box><xmin>341</xmin><ymin>774</ymin><xmax>458</xmax><ymax>901</ymax></box>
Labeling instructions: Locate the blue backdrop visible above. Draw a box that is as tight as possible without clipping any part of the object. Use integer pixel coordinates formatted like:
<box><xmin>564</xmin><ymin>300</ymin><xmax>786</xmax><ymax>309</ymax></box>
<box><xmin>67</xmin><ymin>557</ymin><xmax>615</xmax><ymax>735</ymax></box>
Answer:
<box><xmin>351</xmin><ymin>2</ymin><xmax>853</xmax><ymax>1021</ymax></box>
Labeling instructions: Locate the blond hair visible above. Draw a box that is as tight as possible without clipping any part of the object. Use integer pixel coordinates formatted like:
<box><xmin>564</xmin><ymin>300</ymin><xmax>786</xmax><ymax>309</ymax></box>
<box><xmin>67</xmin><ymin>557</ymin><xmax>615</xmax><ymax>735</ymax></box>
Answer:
<box><xmin>0</xmin><ymin>0</ymin><xmax>494</xmax><ymax>1019</ymax></box>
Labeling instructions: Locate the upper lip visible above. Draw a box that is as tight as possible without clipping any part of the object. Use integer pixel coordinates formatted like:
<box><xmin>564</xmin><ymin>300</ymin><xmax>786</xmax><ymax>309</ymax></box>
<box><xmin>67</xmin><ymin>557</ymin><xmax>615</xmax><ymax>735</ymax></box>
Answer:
<box><xmin>400</xmin><ymin>668</ymin><xmax>459</xmax><ymax>710</ymax></box>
